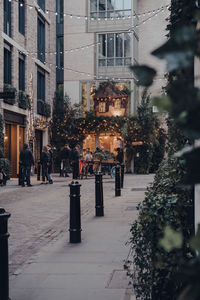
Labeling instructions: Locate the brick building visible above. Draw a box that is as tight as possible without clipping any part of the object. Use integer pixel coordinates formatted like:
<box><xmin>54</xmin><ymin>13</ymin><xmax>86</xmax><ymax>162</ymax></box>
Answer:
<box><xmin>0</xmin><ymin>0</ymin><xmax>56</xmax><ymax>177</ymax></box>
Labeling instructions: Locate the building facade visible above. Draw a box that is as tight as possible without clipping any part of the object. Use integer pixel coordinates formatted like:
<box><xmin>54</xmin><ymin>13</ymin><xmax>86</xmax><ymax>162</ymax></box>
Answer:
<box><xmin>0</xmin><ymin>0</ymin><xmax>56</xmax><ymax>177</ymax></box>
<box><xmin>64</xmin><ymin>0</ymin><xmax>169</xmax><ymax>153</ymax></box>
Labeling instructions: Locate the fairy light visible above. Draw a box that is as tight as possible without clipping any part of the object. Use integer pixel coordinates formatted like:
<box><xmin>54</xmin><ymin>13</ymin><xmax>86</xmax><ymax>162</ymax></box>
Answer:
<box><xmin>9</xmin><ymin>0</ymin><xmax>170</xmax><ymax>21</ymax></box>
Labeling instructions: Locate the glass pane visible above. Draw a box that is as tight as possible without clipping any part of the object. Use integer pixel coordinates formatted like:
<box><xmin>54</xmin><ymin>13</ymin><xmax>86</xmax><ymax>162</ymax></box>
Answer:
<box><xmin>99</xmin><ymin>59</ymin><xmax>106</xmax><ymax>66</ymax></box>
<box><xmin>124</xmin><ymin>58</ymin><xmax>131</xmax><ymax>65</ymax></box>
<box><xmin>99</xmin><ymin>0</ymin><xmax>106</xmax><ymax>11</ymax></box>
<box><xmin>107</xmin><ymin>0</ymin><xmax>115</xmax><ymax>10</ymax></box>
<box><xmin>107</xmin><ymin>58</ymin><xmax>114</xmax><ymax>66</ymax></box>
<box><xmin>115</xmin><ymin>0</ymin><xmax>123</xmax><ymax>10</ymax></box>
<box><xmin>124</xmin><ymin>9</ymin><xmax>131</xmax><ymax>16</ymax></box>
<box><xmin>99</xmin><ymin>11</ymin><xmax>106</xmax><ymax>18</ymax></box>
<box><xmin>91</xmin><ymin>12</ymin><xmax>97</xmax><ymax>19</ymax></box>
<box><xmin>99</xmin><ymin>34</ymin><xmax>106</xmax><ymax>58</ymax></box>
<box><xmin>115</xmin><ymin>10</ymin><xmax>123</xmax><ymax>18</ymax></box>
<box><xmin>124</xmin><ymin>0</ymin><xmax>131</xmax><ymax>9</ymax></box>
<box><xmin>90</xmin><ymin>0</ymin><xmax>97</xmax><ymax>12</ymax></box>
<box><xmin>116</xmin><ymin>58</ymin><xmax>123</xmax><ymax>66</ymax></box>
<box><xmin>124</xmin><ymin>32</ymin><xmax>131</xmax><ymax>57</ymax></box>
<box><xmin>107</xmin><ymin>33</ymin><xmax>114</xmax><ymax>57</ymax></box>
<box><xmin>116</xmin><ymin>33</ymin><xmax>123</xmax><ymax>58</ymax></box>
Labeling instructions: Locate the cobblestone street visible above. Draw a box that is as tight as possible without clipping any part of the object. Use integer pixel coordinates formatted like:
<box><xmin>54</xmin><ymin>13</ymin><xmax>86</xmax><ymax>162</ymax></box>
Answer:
<box><xmin>0</xmin><ymin>174</ymin><xmax>153</xmax><ymax>277</ymax></box>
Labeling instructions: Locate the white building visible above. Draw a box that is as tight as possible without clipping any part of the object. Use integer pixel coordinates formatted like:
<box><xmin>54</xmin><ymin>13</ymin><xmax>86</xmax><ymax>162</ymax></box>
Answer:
<box><xmin>63</xmin><ymin>0</ymin><xmax>170</xmax><ymax>152</ymax></box>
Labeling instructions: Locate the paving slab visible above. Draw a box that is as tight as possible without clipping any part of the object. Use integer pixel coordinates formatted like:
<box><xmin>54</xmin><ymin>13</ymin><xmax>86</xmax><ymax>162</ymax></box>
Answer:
<box><xmin>9</xmin><ymin>174</ymin><xmax>154</xmax><ymax>300</ymax></box>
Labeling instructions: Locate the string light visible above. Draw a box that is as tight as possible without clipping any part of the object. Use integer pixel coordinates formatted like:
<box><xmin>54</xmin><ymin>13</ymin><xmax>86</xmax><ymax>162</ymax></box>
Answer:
<box><xmin>10</xmin><ymin>0</ymin><xmax>170</xmax><ymax>21</ymax></box>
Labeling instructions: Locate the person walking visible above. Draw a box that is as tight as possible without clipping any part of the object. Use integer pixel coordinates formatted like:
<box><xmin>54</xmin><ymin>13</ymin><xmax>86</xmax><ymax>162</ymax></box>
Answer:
<box><xmin>72</xmin><ymin>144</ymin><xmax>80</xmax><ymax>179</ymax></box>
<box><xmin>60</xmin><ymin>144</ymin><xmax>71</xmax><ymax>177</ymax></box>
<box><xmin>19</xmin><ymin>143</ymin><xmax>35</xmax><ymax>187</ymax></box>
<box><xmin>47</xmin><ymin>144</ymin><xmax>53</xmax><ymax>184</ymax></box>
<box><xmin>116</xmin><ymin>148</ymin><xmax>124</xmax><ymax>164</ymax></box>
<box><xmin>84</xmin><ymin>148</ymin><xmax>93</xmax><ymax>178</ymax></box>
<box><xmin>40</xmin><ymin>146</ymin><xmax>50</xmax><ymax>184</ymax></box>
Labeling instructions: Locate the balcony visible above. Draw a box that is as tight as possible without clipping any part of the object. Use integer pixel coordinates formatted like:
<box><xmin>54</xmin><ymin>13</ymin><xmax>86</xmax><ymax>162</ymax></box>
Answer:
<box><xmin>37</xmin><ymin>99</ymin><xmax>51</xmax><ymax>118</ymax></box>
<box><xmin>18</xmin><ymin>91</ymin><xmax>30</xmax><ymax>110</ymax></box>
<box><xmin>0</xmin><ymin>85</ymin><xmax>17</xmax><ymax>105</ymax></box>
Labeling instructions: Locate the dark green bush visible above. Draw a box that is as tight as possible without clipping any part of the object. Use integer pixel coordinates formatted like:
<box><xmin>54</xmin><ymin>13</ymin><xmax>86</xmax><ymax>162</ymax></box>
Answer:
<box><xmin>126</xmin><ymin>156</ymin><xmax>194</xmax><ymax>300</ymax></box>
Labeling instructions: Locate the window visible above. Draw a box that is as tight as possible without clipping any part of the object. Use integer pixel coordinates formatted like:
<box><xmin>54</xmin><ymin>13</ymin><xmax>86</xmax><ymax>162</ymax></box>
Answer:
<box><xmin>19</xmin><ymin>0</ymin><xmax>25</xmax><ymax>35</ymax></box>
<box><xmin>37</xmin><ymin>67</ymin><xmax>45</xmax><ymax>101</ymax></box>
<box><xmin>56</xmin><ymin>0</ymin><xmax>64</xmax><ymax>24</ymax></box>
<box><xmin>99</xmin><ymin>102</ymin><xmax>106</xmax><ymax>112</ymax></box>
<box><xmin>37</xmin><ymin>0</ymin><xmax>45</xmax><ymax>11</ymax></box>
<box><xmin>98</xmin><ymin>32</ymin><xmax>132</xmax><ymax>66</ymax></box>
<box><xmin>56</xmin><ymin>36</ymin><xmax>64</xmax><ymax>68</ymax></box>
<box><xmin>114</xmin><ymin>99</ymin><xmax>121</xmax><ymax>109</ymax></box>
<box><xmin>4</xmin><ymin>44</ymin><xmax>12</xmax><ymax>85</ymax></box>
<box><xmin>90</xmin><ymin>0</ymin><xmax>131</xmax><ymax>18</ymax></box>
<box><xmin>37</xmin><ymin>15</ymin><xmax>45</xmax><ymax>63</ymax></box>
<box><xmin>19</xmin><ymin>54</ymin><xmax>25</xmax><ymax>91</ymax></box>
<box><xmin>4</xmin><ymin>0</ymin><xmax>12</xmax><ymax>37</ymax></box>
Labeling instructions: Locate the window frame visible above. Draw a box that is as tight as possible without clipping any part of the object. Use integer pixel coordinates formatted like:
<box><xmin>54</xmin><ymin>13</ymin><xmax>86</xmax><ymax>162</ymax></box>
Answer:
<box><xmin>4</xmin><ymin>0</ymin><xmax>12</xmax><ymax>37</ymax></box>
<box><xmin>90</xmin><ymin>0</ymin><xmax>131</xmax><ymax>19</ymax></box>
<box><xmin>98</xmin><ymin>32</ymin><xmax>132</xmax><ymax>67</ymax></box>
<box><xmin>37</xmin><ymin>15</ymin><xmax>46</xmax><ymax>63</ymax></box>
<box><xmin>37</xmin><ymin>0</ymin><xmax>45</xmax><ymax>12</ymax></box>
<box><xmin>19</xmin><ymin>53</ymin><xmax>25</xmax><ymax>91</ymax></box>
<box><xmin>19</xmin><ymin>0</ymin><xmax>25</xmax><ymax>35</ymax></box>
<box><xmin>99</xmin><ymin>102</ymin><xmax>106</xmax><ymax>113</ymax></box>
<box><xmin>4</xmin><ymin>43</ymin><xmax>12</xmax><ymax>85</ymax></box>
<box><xmin>37</xmin><ymin>67</ymin><xmax>46</xmax><ymax>101</ymax></box>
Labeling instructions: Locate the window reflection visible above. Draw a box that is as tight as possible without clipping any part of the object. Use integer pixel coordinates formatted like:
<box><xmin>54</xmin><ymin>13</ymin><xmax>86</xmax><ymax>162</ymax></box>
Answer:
<box><xmin>98</xmin><ymin>32</ymin><xmax>132</xmax><ymax>66</ymax></box>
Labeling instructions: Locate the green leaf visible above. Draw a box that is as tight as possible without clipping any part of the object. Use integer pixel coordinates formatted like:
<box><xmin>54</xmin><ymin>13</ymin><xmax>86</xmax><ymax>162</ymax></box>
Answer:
<box><xmin>159</xmin><ymin>226</ymin><xmax>183</xmax><ymax>252</ymax></box>
<box><xmin>130</xmin><ymin>65</ymin><xmax>156</xmax><ymax>87</ymax></box>
<box><xmin>152</xmin><ymin>26</ymin><xmax>196</xmax><ymax>72</ymax></box>
<box><xmin>151</xmin><ymin>95</ymin><xmax>172</xmax><ymax>113</ymax></box>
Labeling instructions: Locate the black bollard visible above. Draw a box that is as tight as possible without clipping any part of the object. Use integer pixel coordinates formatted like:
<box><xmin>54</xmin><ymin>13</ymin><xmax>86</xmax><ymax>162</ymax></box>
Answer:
<box><xmin>37</xmin><ymin>160</ymin><xmax>41</xmax><ymax>181</ymax></box>
<box><xmin>0</xmin><ymin>208</ymin><xmax>11</xmax><ymax>300</ymax></box>
<box><xmin>95</xmin><ymin>172</ymin><xmax>104</xmax><ymax>217</ymax></box>
<box><xmin>120</xmin><ymin>163</ymin><xmax>125</xmax><ymax>189</ymax></box>
<box><xmin>115</xmin><ymin>165</ymin><xmax>121</xmax><ymax>197</ymax></box>
<box><xmin>69</xmin><ymin>181</ymin><xmax>82</xmax><ymax>243</ymax></box>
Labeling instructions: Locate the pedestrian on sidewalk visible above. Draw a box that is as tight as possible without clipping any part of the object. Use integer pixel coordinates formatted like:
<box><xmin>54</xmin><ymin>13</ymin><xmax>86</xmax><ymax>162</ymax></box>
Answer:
<box><xmin>47</xmin><ymin>144</ymin><xmax>53</xmax><ymax>184</ymax></box>
<box><xmin>40</xmin><ymin>146</ymin><xmax>50</xmax><ymax>184</ymax></box>
<box><xmin>72</xmin><ymin>144</ymin><xmax>80</xmax><ymax>179</ymax></box>
<box><xmin>60</xmin><ymin>144</ymin><xmax>71</xmax><ymax>177</ymax></box>
<box><xmin>19</xmin><ymin>143</ymin><xmax>35</xmax><ymax>187</ymax></box>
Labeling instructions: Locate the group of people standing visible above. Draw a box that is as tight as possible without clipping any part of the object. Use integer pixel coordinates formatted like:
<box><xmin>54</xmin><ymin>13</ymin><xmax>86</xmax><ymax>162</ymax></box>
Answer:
<box><xmin>19</xmin><ymin>142</ymin><xmax>124</xmax><ymax>186</ymax></box>
<box><xmin>19</xmin><ymin>143</ymin><xmax>53</xmax><ymax>186</ymax></box>
<box><xmin>60</xmin><ymin>144</ymin><xmax>81</xmax><ymax>180</ymax></box>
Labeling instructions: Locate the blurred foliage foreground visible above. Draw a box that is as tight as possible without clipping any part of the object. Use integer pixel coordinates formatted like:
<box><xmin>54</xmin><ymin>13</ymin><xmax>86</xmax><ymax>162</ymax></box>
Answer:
<box><xmin>125</xmin><ymin>1</ymin><xmax>200</xmax><ymax>300</ymax></box>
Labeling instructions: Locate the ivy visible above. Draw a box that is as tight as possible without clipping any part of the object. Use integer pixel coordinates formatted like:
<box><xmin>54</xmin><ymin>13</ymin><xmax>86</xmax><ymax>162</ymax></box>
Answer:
<box><xmin>126</xmin><ymin>0</ymin><xmax>200</xmax><ymax>299</ymax></box>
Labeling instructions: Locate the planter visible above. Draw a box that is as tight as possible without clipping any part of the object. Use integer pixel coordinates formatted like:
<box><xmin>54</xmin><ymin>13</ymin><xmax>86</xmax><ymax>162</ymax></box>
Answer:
<box><xmin>3</xmin><ymin>85</ymin><xmax>17</xmax><ymax>105</ymax></box>
<box><xmin>37</xmin><ymin>100</ymin><xmax>51</xmax><ymax>118</ymax></box>
<box><xmin>18</xmin><ymin>91</ymin><xmax>30</xmax><ymax>110</ymax></box>
<box><xmin>44</xmin><ymin>103</ymin><xmax>51</xmax><ymax>118</ymax></box>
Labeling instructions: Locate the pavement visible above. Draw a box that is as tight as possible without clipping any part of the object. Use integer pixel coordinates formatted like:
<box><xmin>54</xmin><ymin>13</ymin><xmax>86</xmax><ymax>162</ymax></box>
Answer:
<box><xmin>4</xmin><ymin>173</ymin><xmax>154</xmax><ymax>300</ymax></box>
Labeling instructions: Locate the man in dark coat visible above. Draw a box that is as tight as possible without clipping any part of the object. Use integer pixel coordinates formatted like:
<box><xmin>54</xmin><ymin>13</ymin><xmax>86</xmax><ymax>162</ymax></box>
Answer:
<box><xmin>116</xmin><ymin>148</ymin><xmax>124</xmax><ymax>164</ymax></box>
<box><xmin>19</xmin><ymin>143</ymin><xmax>35</xmax><ymax>186</ymax></box>
<box><xmin>72</xmin><ymin>144</ymin><xmax>80</xmax><ymax>179</ymax></box>
<box><xmin>60</xmin><ymin>144</ymin><xmax>71</xmax><ymax>177</ymax></box>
